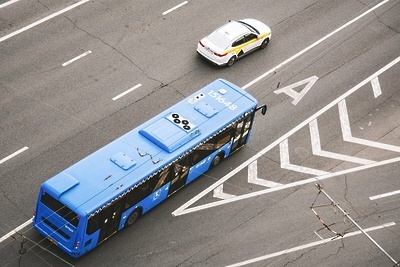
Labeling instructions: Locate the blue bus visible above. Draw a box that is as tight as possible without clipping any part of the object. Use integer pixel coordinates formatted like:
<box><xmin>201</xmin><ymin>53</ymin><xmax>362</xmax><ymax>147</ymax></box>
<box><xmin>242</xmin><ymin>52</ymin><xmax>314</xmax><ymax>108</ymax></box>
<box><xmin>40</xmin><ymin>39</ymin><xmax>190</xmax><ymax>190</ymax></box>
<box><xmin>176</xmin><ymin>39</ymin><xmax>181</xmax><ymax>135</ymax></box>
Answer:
<box><xmin>33</xmin><ymin>79</ymin><xmax>266</xmax><ymax>258</ymax></box>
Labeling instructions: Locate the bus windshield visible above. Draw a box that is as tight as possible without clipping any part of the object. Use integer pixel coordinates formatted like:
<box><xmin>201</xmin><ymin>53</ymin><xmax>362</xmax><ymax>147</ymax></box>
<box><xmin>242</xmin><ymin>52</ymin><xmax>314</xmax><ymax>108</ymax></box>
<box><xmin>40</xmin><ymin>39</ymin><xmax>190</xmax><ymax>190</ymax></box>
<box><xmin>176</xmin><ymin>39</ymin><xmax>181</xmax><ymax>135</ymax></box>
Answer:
<box><xmin>41</xmin><ymin>193</ymin><xmax>79</xmax><ymax>227</ymax></box>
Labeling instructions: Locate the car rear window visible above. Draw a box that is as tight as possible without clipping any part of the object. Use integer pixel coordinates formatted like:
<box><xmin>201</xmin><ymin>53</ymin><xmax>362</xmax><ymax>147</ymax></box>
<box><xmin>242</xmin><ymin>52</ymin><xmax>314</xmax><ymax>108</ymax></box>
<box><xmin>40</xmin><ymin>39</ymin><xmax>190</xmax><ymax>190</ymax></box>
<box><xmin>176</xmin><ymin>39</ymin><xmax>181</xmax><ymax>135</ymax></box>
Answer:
<box><xmin>208</xmin><ymin>32</ymin><xmax>231</xmax><ymax>49</ymax></box>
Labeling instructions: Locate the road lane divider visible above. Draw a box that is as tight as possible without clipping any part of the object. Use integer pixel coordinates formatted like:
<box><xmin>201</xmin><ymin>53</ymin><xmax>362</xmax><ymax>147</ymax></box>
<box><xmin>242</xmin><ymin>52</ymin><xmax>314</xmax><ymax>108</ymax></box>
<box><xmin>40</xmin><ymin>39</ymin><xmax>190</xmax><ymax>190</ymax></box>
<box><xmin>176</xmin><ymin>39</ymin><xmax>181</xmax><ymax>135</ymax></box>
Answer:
<box><xmin>370</xmin><ymin>190</ymin><xmax>400</xmax><ymax>200</ymax></box>
<box><xmin>62</xmin><ymin>50</ymin><xmax>92</xmax><ymax>67</ymax></box>
<box><xmin>0</xmin><ymin>146</ymin><xmax>29</xmax><ymax>164</ymax></box>
<box><xmin>162</xmin><ymin>1</ymin><xmax>188</xmax><ymax>15</ymax></box>
<box><xmin>226</xmin><ymin>222</ymin><xmax>396</xmax><ymax>267</ymax></box>
<box><xmin>0</xmin><ymin>0</ymin><xmax>89</xmax><ymax>43</ymax></box>
<box><xmin>0</xmin><ymin>0</ymin><xmax>19</xmax><ymax>9</ymax></box>
<box><xmin>112</xmin><ymin>83</ymin><xmax>142</xmax><ymax>101</ymax></box>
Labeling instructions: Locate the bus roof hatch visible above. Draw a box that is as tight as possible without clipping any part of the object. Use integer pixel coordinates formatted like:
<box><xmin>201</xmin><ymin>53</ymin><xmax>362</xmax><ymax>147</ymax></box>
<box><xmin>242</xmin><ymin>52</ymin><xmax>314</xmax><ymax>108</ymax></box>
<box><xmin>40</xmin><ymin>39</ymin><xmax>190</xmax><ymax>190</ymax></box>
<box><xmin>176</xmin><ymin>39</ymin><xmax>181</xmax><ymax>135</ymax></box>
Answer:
<box><xmin>139</xmin><ymin>113</ymin><xmax>201</xmax><ymax>153</ymax></box>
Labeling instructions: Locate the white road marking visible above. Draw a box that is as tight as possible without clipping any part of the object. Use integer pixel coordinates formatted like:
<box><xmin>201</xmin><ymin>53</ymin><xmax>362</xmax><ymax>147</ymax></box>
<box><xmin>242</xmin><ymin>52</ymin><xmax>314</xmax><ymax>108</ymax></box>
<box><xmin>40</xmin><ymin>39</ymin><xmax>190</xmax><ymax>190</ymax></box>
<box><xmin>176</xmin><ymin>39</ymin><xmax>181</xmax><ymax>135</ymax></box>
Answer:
<box><xmin>370</xmin><ymin>190</ymin><xmax>400</xmax><ymax>200</ymax></box>
<box><xmin>339</xmin><ymin>99</ymin><xmax>400</xmax><ymax>152</ymax></box>
<box><xmin>173</xmin><ymin>157</ymin><xmax>400</xmax><ymax>216</ymax></box>
<box><xmin>0</xmin><ymin>146</ymin><xmax>29</xmax><ymax>164</ymax></box>
<box><xmin>0</xmin><ymin>0</ymin><xmax>90</xmax><ymax>43</ymax></box>
<box><xmin>112</xmin><ymin>83</ymin><xmax>142</xmax><ymax>101</ymax></box>
<box><xmin>0</xmin><ymin>0</ymin><xmax>19</xmax><ymax>9</ymax></box>
<box><xmin>172</xmin><ymin>56</ymin><xmax>400</xmax><ymax>217</ymax></box>
<box><xmin>274</xmin><ymin>76</ymin><xmax>319</xmax><ymax>105</ymax></box>
<box><xmin>241</xmin><ymin>0</ymin><xmax>392</xmax><ymax>90</ymax></box>
<box><xmin>0</xmin><ymin>218</ymin><xmax>32</xmax><ymax>243</ymax></box>
<box><xmin>62</xmin><ymin>50</ymin><xmax>92</xmax><ymax>67</ymax></box>
<box><xmin>213</xmin><ymin>184</ymin><xmax>236</xmax><ymax>199</ymax></box>
<box><xmin>248</xmin><ymin>161</ymin><xmax>283</xmax><ymax>187</ymax></box>
<box><xmin>162</xmin><ymin>1</ymin><xmax>188</xmax><ymax>15</ymax></box>
<box><xmin>280</xmin><ymin>139</ymin><xmax>330</xmax><ymax>176</ymax></box>
<box><xmin>309</xmin><ymin>119</ymin><xmax>376</xmax><ymax>164</ymax></box>
<box><xmin>371</xmin><ymin>77</ymin><xmax>382</xmax><ymax>97</ymax></box>
<box><xmin>226</xmin><ymin>222</ymin><xmax>396</xmax><ymax>267</ymax></box>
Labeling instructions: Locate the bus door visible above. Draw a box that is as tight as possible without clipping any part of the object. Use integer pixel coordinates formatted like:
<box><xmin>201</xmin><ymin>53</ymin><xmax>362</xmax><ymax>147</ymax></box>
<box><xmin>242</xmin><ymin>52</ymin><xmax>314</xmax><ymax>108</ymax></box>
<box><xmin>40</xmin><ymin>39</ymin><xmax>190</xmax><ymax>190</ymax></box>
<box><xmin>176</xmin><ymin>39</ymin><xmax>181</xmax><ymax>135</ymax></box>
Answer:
<box><xmin>168</xmin><ymin>156</ymin><xmax>191</xmax><ymax>196</ymax></box>
<box><xmin>231</xmin><ymin>113</ymin><xmax>254</xmax><ymax>152</ymax></box>
<box><xmin>97</xmin><ymin>200</ymin><xmax>123</xmax><ymax>244</ymax></box>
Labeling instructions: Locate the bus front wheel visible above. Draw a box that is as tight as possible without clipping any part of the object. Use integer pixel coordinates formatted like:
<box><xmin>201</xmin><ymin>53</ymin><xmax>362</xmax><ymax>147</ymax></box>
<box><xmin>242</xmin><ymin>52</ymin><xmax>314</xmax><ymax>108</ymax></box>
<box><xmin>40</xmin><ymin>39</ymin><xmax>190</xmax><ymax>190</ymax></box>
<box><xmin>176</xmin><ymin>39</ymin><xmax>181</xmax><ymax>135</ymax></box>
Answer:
<box><xmin>125</xmin><ymin>209</ymin><xmax>140</xmax><ymax>228</ymax></box>
<box><xmin>211</xmin><ymin>153</ymin><xmax>224</xmax><ymax>168</ymax></box>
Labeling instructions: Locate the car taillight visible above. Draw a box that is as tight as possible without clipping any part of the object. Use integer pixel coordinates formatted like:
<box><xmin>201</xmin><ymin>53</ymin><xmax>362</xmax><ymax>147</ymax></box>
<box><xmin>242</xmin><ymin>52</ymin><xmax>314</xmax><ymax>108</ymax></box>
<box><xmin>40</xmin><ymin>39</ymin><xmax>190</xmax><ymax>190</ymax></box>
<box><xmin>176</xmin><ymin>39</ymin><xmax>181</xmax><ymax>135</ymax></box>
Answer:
<box><xmin>214</xmin><ymin>52</ymin><xmax>227</xmax><ymax>57</ymax></box>
<box><xmin>199</xmin><ymin>41</ymin><xmax>204</xmax><ymax>47</ymax></box>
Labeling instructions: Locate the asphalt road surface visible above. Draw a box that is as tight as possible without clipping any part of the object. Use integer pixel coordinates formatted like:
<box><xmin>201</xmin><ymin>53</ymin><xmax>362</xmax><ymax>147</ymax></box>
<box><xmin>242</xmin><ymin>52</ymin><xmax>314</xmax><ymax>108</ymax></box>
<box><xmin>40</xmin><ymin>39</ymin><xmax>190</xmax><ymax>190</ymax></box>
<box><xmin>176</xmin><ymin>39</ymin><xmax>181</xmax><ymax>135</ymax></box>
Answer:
<box><xmin>1</xmin><ymin>0</ymin><xmax>399</xmax><ymax>266</ymax></box>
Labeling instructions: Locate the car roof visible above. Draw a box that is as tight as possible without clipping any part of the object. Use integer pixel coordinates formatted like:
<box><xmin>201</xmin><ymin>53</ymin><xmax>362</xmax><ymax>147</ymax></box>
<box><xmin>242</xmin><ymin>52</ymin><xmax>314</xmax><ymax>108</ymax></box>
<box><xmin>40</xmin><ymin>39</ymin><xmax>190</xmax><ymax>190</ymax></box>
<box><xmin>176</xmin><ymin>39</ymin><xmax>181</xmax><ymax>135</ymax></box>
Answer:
<box><xmin>205</xmin><ymin>21</ymin><xmax>252</xmax><ymax>49</ymax></box>
<box><xmin>214</xmin><ymin>21</ymin><xmax>251</xmax><ymax>41</ymax></box>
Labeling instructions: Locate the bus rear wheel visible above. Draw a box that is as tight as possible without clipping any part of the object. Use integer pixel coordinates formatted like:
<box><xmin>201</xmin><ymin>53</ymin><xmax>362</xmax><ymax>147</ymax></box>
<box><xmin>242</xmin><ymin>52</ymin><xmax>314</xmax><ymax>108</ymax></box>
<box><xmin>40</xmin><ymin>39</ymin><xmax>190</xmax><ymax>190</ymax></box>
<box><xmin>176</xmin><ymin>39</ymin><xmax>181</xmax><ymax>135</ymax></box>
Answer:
<box><xmin>125</xmin><ymin>209</ymin><xmax>140</xmax><ymax>228</ymax></box>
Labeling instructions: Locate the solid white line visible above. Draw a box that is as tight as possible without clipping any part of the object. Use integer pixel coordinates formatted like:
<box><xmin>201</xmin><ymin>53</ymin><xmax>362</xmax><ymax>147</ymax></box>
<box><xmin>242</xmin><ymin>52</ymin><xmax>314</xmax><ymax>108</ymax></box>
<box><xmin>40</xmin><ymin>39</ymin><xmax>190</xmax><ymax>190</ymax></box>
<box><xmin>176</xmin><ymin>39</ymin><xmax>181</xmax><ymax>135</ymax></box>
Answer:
<box><xmin>0</xmin><ymin>0</ymin><xmax>19</xmax><ymax>9</ymax></box>
<box><xmin>0</xmin><ymin>0</ymin><xmax>90</xmax><ymax>43</ymax></box>
<box><xmin>62</xmin><ymin>50</ymin><xmax>92</xmax><ymax>67</ymax></box>
<box><xmin>370</xmin><ymin>190</ymin><xmax>400</xmax><ymax>200</ymax></box>
<box><xmin>0</xmin><ymin>218</ymin><xmax>32</xmax><ymax>243</ymax></box>
<box><xmin>172</xmin><ymin>56</ymin><xmax>400</xmax><ymax>216</ymax></box>
<box><xmin>242</xmin><ymin>0</ymin><xmax>391</xmax><ymax>90</ymax></box>
<box><xmin>162</xmin><ymin>1</ymin><xmax>188</xmax><ymax>15</ymax></box>
<box><xmin>112</xmin><ymin>83</ymin><xmax>142</xmax><ymax>101</ymax></box>
<box><xmin>226</xmin><ymin>222</ymin><xmax>396</xmax><ymax>267</ymax></box>
<box><xmin>0</xmin><ymin>146</ymin><xmax>29</xmax><ymax>164</ymax></box>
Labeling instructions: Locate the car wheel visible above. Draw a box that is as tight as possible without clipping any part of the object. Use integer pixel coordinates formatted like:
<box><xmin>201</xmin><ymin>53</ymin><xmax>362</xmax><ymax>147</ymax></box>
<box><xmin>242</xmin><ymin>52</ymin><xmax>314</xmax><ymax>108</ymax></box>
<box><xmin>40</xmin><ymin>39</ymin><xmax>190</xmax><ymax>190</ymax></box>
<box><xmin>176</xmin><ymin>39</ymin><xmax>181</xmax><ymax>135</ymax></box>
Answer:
<box><xmin>227</xmin><ymin>56</ymin><xmax>236</xmax><ymax>67</ymax></box>
<box><xmin>260</xmin><ymin>38</ymin><xmax>269</xmax><ymax>49</ymax></box>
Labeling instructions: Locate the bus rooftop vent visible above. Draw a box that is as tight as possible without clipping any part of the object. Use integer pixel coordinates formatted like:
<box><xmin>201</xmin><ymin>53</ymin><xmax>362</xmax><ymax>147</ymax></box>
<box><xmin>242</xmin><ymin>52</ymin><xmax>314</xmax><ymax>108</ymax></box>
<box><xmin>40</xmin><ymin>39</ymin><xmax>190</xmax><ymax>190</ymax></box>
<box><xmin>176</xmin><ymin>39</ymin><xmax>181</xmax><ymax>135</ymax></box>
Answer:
<box><xmin>194</xmin><ymin>102</ymin><xmax>218</xmax><ymax>118</ymax></box>
<box><xmin>139</xmin><ymin>113</ymin><xmax>201</xmax><ymax>153</ymax></box>
<box><xmin>110</xmin><ymin>152</ymin><xmax>137</xmax><ymax>170</ymax></box>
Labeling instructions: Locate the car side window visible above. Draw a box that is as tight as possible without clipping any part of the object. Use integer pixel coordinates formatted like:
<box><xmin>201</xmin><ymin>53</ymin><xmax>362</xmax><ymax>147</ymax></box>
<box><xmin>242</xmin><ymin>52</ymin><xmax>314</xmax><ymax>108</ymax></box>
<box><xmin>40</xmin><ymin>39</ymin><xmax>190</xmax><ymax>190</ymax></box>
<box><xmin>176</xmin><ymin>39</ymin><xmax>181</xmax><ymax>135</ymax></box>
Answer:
<box><xmin>245</xmin><ymin>33</ymin><xmax>257</xmax><ymax>42</ymax></box>
<box><xmin>232</xmin><ymin>37</ymin><xmax>245</xmax><ymax>47</ymax></box>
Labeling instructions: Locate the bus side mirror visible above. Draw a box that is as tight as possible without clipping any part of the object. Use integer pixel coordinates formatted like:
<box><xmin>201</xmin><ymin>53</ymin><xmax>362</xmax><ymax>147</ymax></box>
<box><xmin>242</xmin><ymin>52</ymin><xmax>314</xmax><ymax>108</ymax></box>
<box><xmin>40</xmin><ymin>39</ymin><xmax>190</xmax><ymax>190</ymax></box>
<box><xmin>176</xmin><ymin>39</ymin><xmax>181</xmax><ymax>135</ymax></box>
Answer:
<box><xmin>256</xmin><ymin>104</ymin><xmax>267</xmax><ymax>115</ymax></box>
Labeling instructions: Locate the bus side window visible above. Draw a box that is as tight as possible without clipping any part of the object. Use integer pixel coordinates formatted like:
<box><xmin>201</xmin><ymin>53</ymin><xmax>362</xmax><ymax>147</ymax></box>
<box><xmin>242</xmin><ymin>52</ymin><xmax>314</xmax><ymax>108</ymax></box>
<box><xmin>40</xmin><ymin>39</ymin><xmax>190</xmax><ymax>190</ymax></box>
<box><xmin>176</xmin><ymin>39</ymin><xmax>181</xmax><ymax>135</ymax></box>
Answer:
<box><xmin>150</xmin><ymin>167</ymin><xmax>172</xmax><ymax>192</ymax></box>
<box><xmin>191</xmin><ymin>125</ymin><xmax>234</xmax><ymax>166</ymax></box>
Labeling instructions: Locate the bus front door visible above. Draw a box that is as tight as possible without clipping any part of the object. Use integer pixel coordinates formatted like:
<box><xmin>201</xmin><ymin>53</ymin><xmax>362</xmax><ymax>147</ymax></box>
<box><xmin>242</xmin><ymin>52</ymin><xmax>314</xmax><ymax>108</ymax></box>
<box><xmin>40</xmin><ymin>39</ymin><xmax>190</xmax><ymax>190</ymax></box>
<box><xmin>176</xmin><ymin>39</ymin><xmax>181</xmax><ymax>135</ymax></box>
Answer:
<box><xmin>231</xmin><ymin>114</ymin><xmax>253</xmax><ymax>152</ymax></box>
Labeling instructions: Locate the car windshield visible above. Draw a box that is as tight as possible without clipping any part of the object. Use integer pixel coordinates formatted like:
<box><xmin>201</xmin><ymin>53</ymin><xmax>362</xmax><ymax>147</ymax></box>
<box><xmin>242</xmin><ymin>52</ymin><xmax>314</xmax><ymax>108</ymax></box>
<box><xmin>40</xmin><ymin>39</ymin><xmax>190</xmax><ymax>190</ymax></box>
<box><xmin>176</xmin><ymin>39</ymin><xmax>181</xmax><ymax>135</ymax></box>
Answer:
<box><xmin>207</xmin><ymin>31</ymin><xmax>231</xmax><ymax>49</ymax></box>
<box><xmin>238</xmin><ymin>21</ymin><xmax>260</xmax><ymax>35</ymax></box>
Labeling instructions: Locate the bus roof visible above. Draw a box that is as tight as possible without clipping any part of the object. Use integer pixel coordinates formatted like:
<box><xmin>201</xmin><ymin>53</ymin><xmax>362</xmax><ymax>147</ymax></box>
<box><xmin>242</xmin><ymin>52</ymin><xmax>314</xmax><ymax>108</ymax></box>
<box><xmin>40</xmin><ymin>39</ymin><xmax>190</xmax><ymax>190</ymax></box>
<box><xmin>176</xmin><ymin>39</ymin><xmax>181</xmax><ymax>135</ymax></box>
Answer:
<box><xmin>40</xmin><ymin>79</ymin><xmax>258</xmax><ymax>215</ymax></box>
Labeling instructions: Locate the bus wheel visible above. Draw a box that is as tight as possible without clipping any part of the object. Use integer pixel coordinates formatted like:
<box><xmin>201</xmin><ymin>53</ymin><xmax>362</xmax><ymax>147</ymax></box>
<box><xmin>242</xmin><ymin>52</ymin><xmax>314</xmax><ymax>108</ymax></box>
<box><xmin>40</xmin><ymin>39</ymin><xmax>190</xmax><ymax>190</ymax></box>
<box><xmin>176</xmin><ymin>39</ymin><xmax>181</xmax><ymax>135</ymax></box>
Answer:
<box><xmin>125</xmin><ymin>209</ymin><xmax>140</xmax><ymax>228</ymax></box>
<box><xmin>211</xmin><ymin>153</ymin><xmax>224</xmax><ymax>168</ymax></box>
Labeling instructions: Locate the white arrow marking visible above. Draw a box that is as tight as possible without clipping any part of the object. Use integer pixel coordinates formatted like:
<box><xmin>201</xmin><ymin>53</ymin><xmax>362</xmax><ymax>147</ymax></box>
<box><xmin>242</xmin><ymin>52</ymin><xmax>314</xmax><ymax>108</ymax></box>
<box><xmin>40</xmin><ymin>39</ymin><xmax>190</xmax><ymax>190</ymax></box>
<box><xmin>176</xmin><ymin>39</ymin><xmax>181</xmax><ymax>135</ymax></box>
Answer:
<box><xmin>280</xmin><ymin>139</ymin><xmax>329</xmax><ymax>176</ymax></box>
<box><xmin>248</xmin><ymin>161</ymin><xmax>283</xmax><ymax>187</ymax></box>
<box><xmin>213</xmin><ymin>184</ymin><xmax>236</xmax><ymax>199</ymax></box>
<box><xmin>339</xmin><ymin>100</ymin><xmax>400</xmax><ymax>152</ymax></box>
<box><xmin>309</xmin><ymin>119</ymin><xmax>376</xmax><ymax>164</ymax></box>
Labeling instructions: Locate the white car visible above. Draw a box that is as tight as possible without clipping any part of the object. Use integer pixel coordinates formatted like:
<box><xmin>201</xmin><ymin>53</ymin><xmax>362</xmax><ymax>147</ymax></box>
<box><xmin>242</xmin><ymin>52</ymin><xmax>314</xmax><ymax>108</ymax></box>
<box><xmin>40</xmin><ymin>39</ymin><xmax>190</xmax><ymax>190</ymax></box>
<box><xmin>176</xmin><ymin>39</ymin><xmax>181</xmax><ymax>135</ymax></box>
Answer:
<box><xmin>197</xmin><ymin>19</ymin><xmax>271</xmax><ymax>67</ymax></box>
